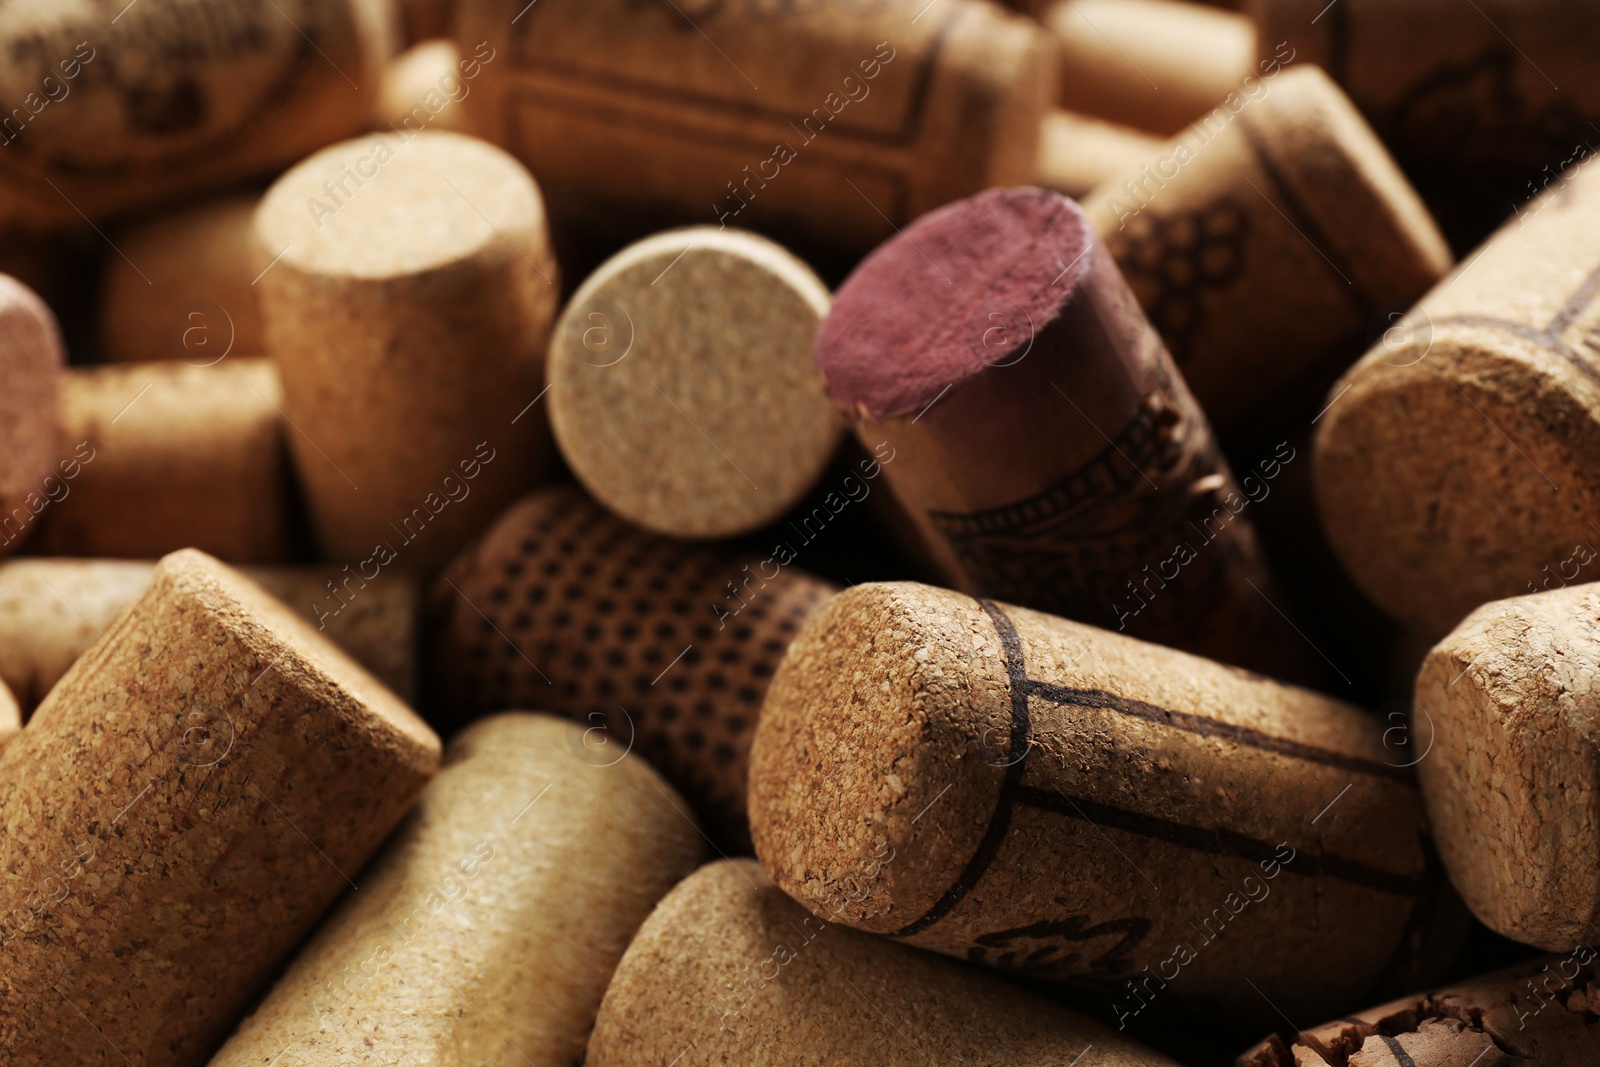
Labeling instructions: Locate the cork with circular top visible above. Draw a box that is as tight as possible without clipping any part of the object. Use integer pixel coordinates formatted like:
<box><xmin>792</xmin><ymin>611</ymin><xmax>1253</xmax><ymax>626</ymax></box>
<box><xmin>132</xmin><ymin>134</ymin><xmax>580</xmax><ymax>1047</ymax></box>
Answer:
<box><xmin>0</xmin><ymin>549</ymin><xmax>439</xmax><ymax>1067</ymax></box>
<box><xmin>749</xmin><ymin>581</ymin><xmax>1441</xmax><ymax>1025</ymax></box>
<box><xmin>588</xmin><ymin>859</ymin><xmax>1184</xmax><ymax>1067</ymax></box>
<box><xmin>0</xmin><ymin>273</ymin><xmax>64</xmax><ymax>558</ymax></box>
<box><xmin>210</xmin><ymin>713</ymin><xmax>705</xmax><ymax>1067</ymax></box>
<box><xmin>548</xmin><ymin>227</ymin><xmax>839</xmax><ymax>540</ymax></box>
<box><xmin>1314</xmin><ymin>155</ymin><xmax>1600</xmax><ymax>638</ymax></box>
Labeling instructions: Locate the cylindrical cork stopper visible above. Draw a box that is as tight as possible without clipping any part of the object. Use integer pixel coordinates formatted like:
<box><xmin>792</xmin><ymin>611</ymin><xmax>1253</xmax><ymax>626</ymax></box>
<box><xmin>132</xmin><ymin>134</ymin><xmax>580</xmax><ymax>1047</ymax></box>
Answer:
<box><xmin>33</xmin><ymin>358</ymin><xmax>297</xmax><ymax>562</ymax></box>
<box><xmin>1036</xmin><ymin>109</ymin><xmax>1166</xmax><ymax>201</ymax></box>
<box><xmin>0</xmin><ymin>676</ymin><xmax>17</xmax><ymax>751</ymax></box>
<box><xmin>99</xmin><ymin>196</ymin><xmax>270</xmax><ymax>364</ymax></box>
<box><xmin>210</xmin><ymin>713</ymin><xmax>705</xmax><ymax>1066</ymax></box>
<box><xmin>749</xmin><ymin>582</ymin><xmax>1440</xmax><ymax>1025</ymax></box>
<box><xmin>429</xmin><ymin>485</ymin><xmax>838</xmax><ymax>847</ymax></box>
<box><xmin>0</xmin><ymin>549</ymin><xmax>439</xmax><ymax>1067</ymax></box>
<box><xmin>374</xmin><ymin>40</ymin><xmax>473</xmax><ymax>136</ymax></box>
<box><xmin>1314</xmin><ymin>155</ymin><xmax>1600</xmax><ymax>637</ymax></box>
<box><xmin>817</xmin><ymin>185</ymin><xmax>1306</xmax><ymax>680</ymax></box>
<box><xmin>589</xmin><ymin>859</ymin><xmax>1183</xmax><ymax>1066</ymax></box>
<box><xmin>256</xmin><ymin>130</ymin><xmax>560</xmax><ymax>575</ymax></box>
<box><xmin>1081</xmin><ymin>65</ymin><xmax>1451</xmax><ymax>440</ymax></box>
<box><xmin>547</xmin><ymin>227</ymin><xmax>840</xmax><ymax>539</ymax></box>
<box><xmin>1040</xmin><ymin>0</ymin><xmax>1255</xmax><ymax>136</ymax></box>
<box><xmin>455</xmin><ymin>0</ymin><xmax>1055</xmax><ymax>249</ymax></box>
<box><xmin>0</xmin><ymin>274</ymin><xmax>64</xmax><ymax>559</ymax></box>
<box><xmin>1414</xmin><ymin>583</ymin><xmax>1600</xmax><ymax>950</ymax></box>
<box><xmin>1239</xmin><ymin>954</ymin><xmax>1600</xmax><ymax>1067</ymax></box>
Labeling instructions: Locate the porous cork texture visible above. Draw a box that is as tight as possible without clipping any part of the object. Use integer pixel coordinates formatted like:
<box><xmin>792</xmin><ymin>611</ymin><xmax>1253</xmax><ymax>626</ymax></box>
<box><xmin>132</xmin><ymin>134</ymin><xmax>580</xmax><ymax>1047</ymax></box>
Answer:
<box><xmin>588</xmin><ymin>859</ymin><xmax>1183</xmax><ymax>1066</ymax></box>
<box><xmin>210</xmin><ymin>713</ymin><xmax>705</xmax><ymax>1066</ymax></box>
<box><xmin>0</xmin><ymin>549</ymin><xmax>440</xmax><ymax>1067</ymax></box>
<box><xmin>429</xmin><ymin>486</ymin><xmax>836</xmax><ymax>847</ymax></box>
<box><xmin>1415</xmin><ymin>583</ymin><xmax>1600</xmax><ymax>950</ymax></box>
<box><xmin>750</xmin><ymin>582</ymin><xmax>1437</xmax><ymax>1024</ymax></box>
<box><xmin>0</xmin><ymin>273</ymin><xmax>64</xmax><ymax>557</ymax></box>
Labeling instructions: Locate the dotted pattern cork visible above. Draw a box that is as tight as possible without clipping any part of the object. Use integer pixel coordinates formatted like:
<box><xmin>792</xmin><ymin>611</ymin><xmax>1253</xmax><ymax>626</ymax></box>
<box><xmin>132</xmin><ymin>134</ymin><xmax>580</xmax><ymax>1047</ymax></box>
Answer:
<box><xmin>749</xmin><ymin>582</ymin><xmax>1440</xmax><ymax>1025</ymax></box>
<box><xmin>0</xmin><ymin>273</ymin><xmax>64</xmax><ymax>558</ymax></box>
<box><xmin>429</xmin><ymin>486</ymin><xmax>837</xmax><ymax>847</ymax></box>
<box><xmin>547</xmin><ymin>227</ymin><xmax>840</xmax><ymax>540</ymax></box>
<box><xmin>588</xmin><ymin>859</ymin><xmax>1185</xmax><ymax>1067</ymax></box>
<box><xmin>0</xmin><ymin>549</ymin><xmax>439</xmax><ymax>1067</ymax></box>
<box><xmin>210</xmin><ymin>713</ymin><xmax>705</xmax><ymax>1067</ymax></box>
<box><xmin>1036</xmin><ymin>109</ymin><xmax>1165</xmax><ymax>201</ymax></box>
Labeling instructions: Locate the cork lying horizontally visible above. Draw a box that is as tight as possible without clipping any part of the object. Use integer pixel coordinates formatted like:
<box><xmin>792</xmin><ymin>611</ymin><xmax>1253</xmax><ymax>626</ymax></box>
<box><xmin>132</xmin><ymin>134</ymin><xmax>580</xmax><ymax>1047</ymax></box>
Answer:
<box><xmin>588</xmin><ymin>859</ymin><xmax>1184</xmax><ymax>1066</ymax></box>
<box><xmin>429</xmin><ymin>486</ymin><xmax>838</xmax><ymax>847</ymax></box>
<box><xmin>749</xmin><ymin>582</ymin><xmax>1443</xmax><ymax>1025</ymax></box>
<box><xmin>1036</xmin><ymin>110</ymin><xmax>1166</xmax><ymax>200</ymax></box>
<box><xmin>210</xmin><ymin>714</ymin><xmax>705</xmax><ymax>1067</ymax></box>
<box><xmin>0</xmin><ymin>549</ymin><xmax>439</xmax><ymax>1067</ymax></box>
<box><xmin>0</xmin><ymin>273</ymin><xmax>64</xmax><ymax>559</ymax></box>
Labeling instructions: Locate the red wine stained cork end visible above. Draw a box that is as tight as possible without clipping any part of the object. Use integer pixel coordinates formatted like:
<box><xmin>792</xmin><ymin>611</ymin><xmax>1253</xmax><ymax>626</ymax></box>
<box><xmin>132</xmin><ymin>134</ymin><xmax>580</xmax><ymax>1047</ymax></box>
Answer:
<box><xmin>0</xmin><ymin>275</ymin><xmax>64</xmax><ymax>552</ymax></box>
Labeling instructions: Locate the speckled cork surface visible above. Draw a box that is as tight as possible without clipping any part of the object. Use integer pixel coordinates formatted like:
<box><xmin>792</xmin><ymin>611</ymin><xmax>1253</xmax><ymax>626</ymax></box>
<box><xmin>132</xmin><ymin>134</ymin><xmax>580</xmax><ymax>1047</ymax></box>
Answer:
<box><xmin>210</xmin><ymin>713</ymin><xmax>705</xmax><ymax>1066</ymax></box>
<box><xmin>0</xmin><ymin>273</ymin><xmax>64</xmax><ymax>558</ymax></box>
<box><xmin>0</xmin><ymin>549</ymin><xmax>439</xmax><ymax>1067</ymax></box>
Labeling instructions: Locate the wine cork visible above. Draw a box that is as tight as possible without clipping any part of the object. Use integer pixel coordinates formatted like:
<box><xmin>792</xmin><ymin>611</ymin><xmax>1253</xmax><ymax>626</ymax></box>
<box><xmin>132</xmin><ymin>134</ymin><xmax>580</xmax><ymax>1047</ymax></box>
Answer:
<box><xmin>0</xmin><ymin>274</ymin><xmax>64</xmax><ymax>558</ymax></box>
<box><xmin>1239</xmin><ymin>954</ymin><xmax>1600</xmax><ymax>1067</ymax></box>
<box><xmin>547</xmin><ymin>227</ymin><xmax>840</xmax><ymax>539</ymax></box>
<box><xmin>1081</xmin><ymin>65</ymin><xmax>1452</xmax><ymax>440</ymax></box>
<box><xmin>33</xmin><ymin>359</ymin><xmax>297</xmax><ymax>563</ymax></box>
<box><xmin>588</xmin><ymin>859</ymin><xmax>1183</xmax><ymax>1067</ymax></box>
<box><xmin>374</xmin><ymin>39</ymin><xmax>471</xmax><ymax>136</ymax></box>
<box><xmin>454</xmin><ymin>0</ymin><xmax>1055</xmax><ymax>250</ymax></box>
<box><xmin>748</xmin><ymin>582</ymin><xmax>1439</xmax><ymax>1024</ymax></box>
<box><xmin>0</xmin><ymin>676</ymin><xmax>17</xmax><ymax>751</ymax></box>
<box><xmin>0</xmin><ymin>558</ymin><xmax>419</xmax><ymax>712</ymax></box>
<box><xmin>429</xmin><ymin>485</ymin><xmax>838</xmax><ymax>847</ymax></box>
<box><xmin>0</xmin><ymin>549</ymin><xmax>439</xmax><ymax>1067</ymax></box>
<box><xmin>98</xmin><ymin>196</ymin><xmax>270</xmax><ymax>364</ymax></box>
<box><xmin>1040</xmin><ymin>0</ymin><xmax>1256</xmax><ymax>136</ymax></box>
<box><xmin>210</xmin><ymin>713</ymin><xmax>705</xmax><ymax>1067</ymax></box>
<box><xmin>816</xmin><ymin>185</ymin><xmax>1307</xmax><ymax>680</ymax></box>
<box><xmin>0</xmin><ymin>0</ymin><xmax>394</xmax><ymax>226</ymax></box>
<box><xmin>1313</xmin><ymin>154</ymin><xmax>1600</xmax><ymax>637</ymax></box>
<box><xmin>1036</xmin><ymin>109</ymin><xmax>1166</xmax><ymax>201</ymax></box>
<box><xmin>255</xmin><ymin>130</ymin><xmax>560</xmax><ymax>575</ymax></box>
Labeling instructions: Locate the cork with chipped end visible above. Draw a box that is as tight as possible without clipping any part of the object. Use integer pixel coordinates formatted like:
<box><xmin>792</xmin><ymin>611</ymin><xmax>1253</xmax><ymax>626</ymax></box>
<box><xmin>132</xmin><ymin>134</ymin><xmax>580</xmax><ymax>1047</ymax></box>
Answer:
<box><xmin>1238</xmin><ymin>954</ymin><xmax>1600</xmax><ymax>1067</ymax></box>
<box><xmin>547</xmin><ymin>227</ymin><xmax>840</xmax><ymax>540</ymax></box>
<box><xmin>33</xmin><ymin>359</ymin><xmax>297</xmax><ymax>562</ymax></box>
<box><xmin>817</xmin><ymin>185</ymin><xmax>1309</xmax><ymax>681</ymax></box>
<box><xmin>210</xmin><ymin>713</ymin><xmax>705</xmax><ymax>1067</ymax></box>
<box><xmin>429</xmin><ymin>486</ymin><xmax>837</xmax><ymax>847</ymax></box>
<box><xmin>1414</xmin><ymin>583</ymin><xmax>1600</xmax><ymax>950</ymax></box>
<box><xmin>0</xmin><ymin>273</ymin><xmax>64</xmax><ymax>558</ymax></box>
<box><xmin>588</xmin><ymin>859</ymin><xmax>1184</xmax><ymax>1067</ymax></box>
<box><xmin>255</xmin><ymin>130</ymin><xmax>560</xmax><ymax>575</ymax></box>
<box><xmin>749</xmin><ymin>582</ymin><xmax>1440</xmax><ymax>1025</ymax></box>
<box><xmin>1081</xmin><ymin>65</ymin><xmax>1452</xmax><ymax>440</ymax></box>
<box><xmin>1036</xmin><ymin>109</ymin><xmax>1166</xmax><ymax>201</ymax></box>
<box><xmin>1314</xmin><ymin>155</ymin><xmax>1600</xmax><ymax>638</ymax></box>
<box><xmin>0</xmin><ymin>549</ymin><xmax>439</xmax><ymax>1067</ymax></box>
<box><xmin>0</xmin><ymin>558</ymin><xmax>419</xmax><ymax>712</ymax></box>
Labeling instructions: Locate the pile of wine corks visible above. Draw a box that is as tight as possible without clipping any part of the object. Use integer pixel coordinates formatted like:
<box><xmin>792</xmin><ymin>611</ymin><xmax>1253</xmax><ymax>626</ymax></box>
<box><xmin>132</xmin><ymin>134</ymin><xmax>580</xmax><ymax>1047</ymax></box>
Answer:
<box><xmin>2</xmin><ymin>0</ymin><xmax>1599</xmax><ymax>1064</ymax></box>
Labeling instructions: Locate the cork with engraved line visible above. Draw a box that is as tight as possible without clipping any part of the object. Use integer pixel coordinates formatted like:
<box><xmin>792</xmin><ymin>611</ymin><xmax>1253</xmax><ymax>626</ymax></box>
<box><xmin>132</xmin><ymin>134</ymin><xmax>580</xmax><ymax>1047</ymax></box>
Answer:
<box><xmin>0</xmin><ymin>273</ymin><xmax>63</xmax><ymax>559</ymax></box>
<box><xmin>749</xmin><ymin>582</ymin><xmax>1445</xmax><ymax>1026</ymax></box>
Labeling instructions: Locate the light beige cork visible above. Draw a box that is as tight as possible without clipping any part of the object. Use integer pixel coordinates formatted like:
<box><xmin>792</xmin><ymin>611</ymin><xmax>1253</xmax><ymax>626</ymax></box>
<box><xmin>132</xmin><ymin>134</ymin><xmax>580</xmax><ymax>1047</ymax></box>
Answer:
<box><xmin>255</xmin><ymin>130</ymin><xmax>560</xmax><ymax>575</ymax></box>
<box><xmin>33</xmin><ymin>359</ymin><xmax>296</xmax><ymax>562</ymax></box>
<box><xmin>0</xmin><ymin>273</ymin><xmax>63</xmax><ymax>559</ymax></box>
<box><xmin>1313</xmin><ymin>152</ymin><xmax>1600</xmax><ymax>637</ymax></box>
<box><xmin>749</xmin><ymin>582</ymin><xmax>1443</xmax><ymax>1025</ymax></box>
<box><xmin>429</xmin><ymin>485</ymin><xmax>838</xmax><ymax>847</ymax></box>
<box><xmin>1082</xmin><ymin>65</ymin><xmax>1451</xmax><ymax>440</ymax></box>
<box><xmin>455</xmin><ymin>0</ymin><xmax>1055</xmax><ymax>250</ymax></box>
<box><xmin>210</xmin><ymin>713</ymin><xmax>705</xmax><ymax>1067</ymax></box>
<box><xmin>0</xmin><ymin>675</ymin><xmax>18</xmax><ymax>751</ymax></box>
<box><xmin>0</xmin><ymin>549</ymin><xmax>439</xmax><ymax>1067</ymax></box>
<box><xmin>374</xmin><ymin>40</ymin><xmax>471</xmax><ymax>135</ymax></box>
<box><xmin>589</xmin><ymin>859</ymin><xmax>1183</xmax><ymax>1066</ymax></box>
<box><xmin>547</xmin><ymin>227</ymin><xmax>840</xmax><ymax>540</ymax></box>
<box><xmin>1036</xmin><ymin>109</ymin><xmax>1166</xmax><ymax>201</ymax></box>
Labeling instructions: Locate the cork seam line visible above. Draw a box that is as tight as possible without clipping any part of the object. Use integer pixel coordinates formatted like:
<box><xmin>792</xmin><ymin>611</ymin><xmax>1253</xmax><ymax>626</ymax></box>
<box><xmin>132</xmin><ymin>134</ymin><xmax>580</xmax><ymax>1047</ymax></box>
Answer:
<box><xmin>1429</xmin><ymin>259</ymin><xmax>1600</xmax><ymax>389</ymax></box>
<box><xmin>1378</xmin><ymin>1034</ymin><xmax>1420</xmax><ymax>1067</ymax></box>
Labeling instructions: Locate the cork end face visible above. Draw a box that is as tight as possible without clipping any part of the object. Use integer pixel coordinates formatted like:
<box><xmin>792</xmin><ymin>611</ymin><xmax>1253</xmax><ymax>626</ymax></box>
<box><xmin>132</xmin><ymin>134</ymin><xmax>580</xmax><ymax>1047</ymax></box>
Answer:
<box><xmin>0</xmin><ymin>273</ymin><xmax>64</xmax><ymax>551</ymax></box>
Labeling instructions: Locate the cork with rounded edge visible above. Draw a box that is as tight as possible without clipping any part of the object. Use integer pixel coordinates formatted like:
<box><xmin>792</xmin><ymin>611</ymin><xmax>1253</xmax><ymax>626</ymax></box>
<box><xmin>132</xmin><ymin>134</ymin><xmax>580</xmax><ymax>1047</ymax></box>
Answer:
<box><xmin>0</xmin><ymin>676</ymin><xmax>17</xmax><ymax>751</ymax></box>
<box><xmin>429</xmin><ymin>486</ymin><xmax>836</xmax><ymax>847</ymax></box>
<box><xmin>1036</xmin><ymin>109</ymin><xmax>1165</xmax><ymax>201</ymax></box>
<box><xmin>256</xmin><ymin>130</ymin><xmax>559</xmax><ymax>575</ymax></box>
<box><xmin>99</xmin><ymin>196</ymin><xmax>270</xmax><ymax>364</ymax></box>
<box><xmin>548</xmin><ymin>227</ymin><xmax>840</xmax><ymax>540</ymax></box>
<box><xmin>34</xmin><ymin>359</ymin><xmax>295</xmax><ymax>562</ymax></box>
<box><xmin>1415</xmin><ymin>583</ymin><xmax>1600</xmax><ymax>950</ymax></box>
<box><xmin>0</xmin><ymin>273</ymin><xmax>63</xmax><ymax>557</ymax></box>
<box><xmin>589</xmin><ymin>859</ymin><xmax>1182</xmax><ymax>1066</ymax></box>
<box><xmin>749</xmin><ymin>582</ymin><xmax>1438</xmax><ymax>1025</ymax></box>
<box><xmin>1082</xmin><ymin>65</ymin><xmax>1450</xmax><ymax>439</ymax></box>
<box><xmin>0</xmin><ymin>549</ymin><xmax>439</xmax><ymax>1067</ymax></box>
<box><xmin>210</xmin><ymin>713</ymin><xmax>705</xmax><ymax>1067</ymax></box>
<box><xmin>375</xmin><ymin>40</ymin><xmax>471</xmax><ymax>135</ymax></box>
<box><xmin>1314</xmin><ymin>156</ymin><xmax>1600</xmax><ymax>637</ymax></box>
